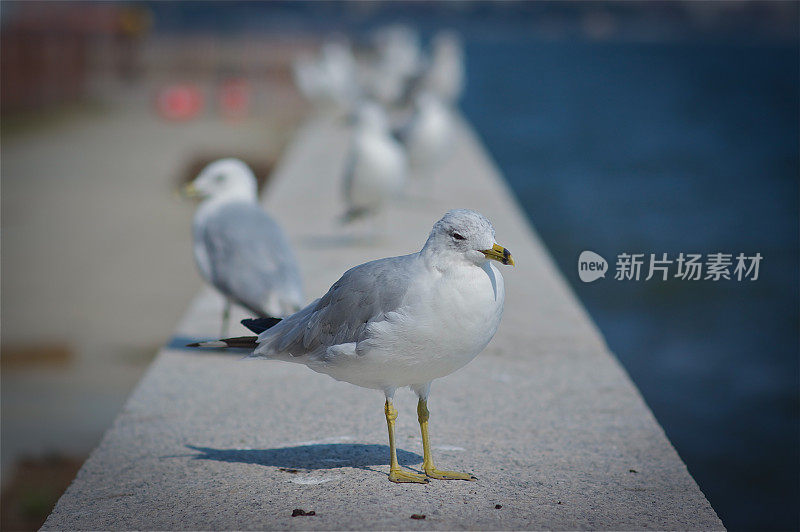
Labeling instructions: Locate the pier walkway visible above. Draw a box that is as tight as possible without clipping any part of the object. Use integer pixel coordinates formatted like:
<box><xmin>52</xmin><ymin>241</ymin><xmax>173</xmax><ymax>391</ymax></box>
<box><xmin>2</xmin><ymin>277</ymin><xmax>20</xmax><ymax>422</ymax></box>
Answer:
<box><xmin>43</xmin><ymin>115</ymin><xmax>723</xmax><ymax>530</ymax></box>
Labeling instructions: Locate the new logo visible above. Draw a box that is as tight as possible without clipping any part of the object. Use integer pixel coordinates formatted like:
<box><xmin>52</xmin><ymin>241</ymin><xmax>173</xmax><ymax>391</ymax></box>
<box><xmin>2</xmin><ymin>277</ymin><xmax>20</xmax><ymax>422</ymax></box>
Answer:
<box><xmin>578</xmin><ymin>251</ymin><xmax>608</xmax><ymax>283</ymax></box>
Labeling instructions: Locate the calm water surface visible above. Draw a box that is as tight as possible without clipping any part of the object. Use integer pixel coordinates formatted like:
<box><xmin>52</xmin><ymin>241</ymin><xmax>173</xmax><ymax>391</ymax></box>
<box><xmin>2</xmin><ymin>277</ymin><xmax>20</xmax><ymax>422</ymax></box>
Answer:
<box><xmin>462</xmin><ymin>38</ymin><xmax>799</xmax><ymax>531</ymax></box>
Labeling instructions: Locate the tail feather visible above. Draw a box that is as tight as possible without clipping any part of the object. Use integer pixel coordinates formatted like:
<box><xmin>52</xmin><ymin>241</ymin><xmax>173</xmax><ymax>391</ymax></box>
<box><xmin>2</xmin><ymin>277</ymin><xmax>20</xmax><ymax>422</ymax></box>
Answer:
<box><xmin>187</xmin><ymin>336</ymin><xmax>258</xmax><ymax>349</ymax></box>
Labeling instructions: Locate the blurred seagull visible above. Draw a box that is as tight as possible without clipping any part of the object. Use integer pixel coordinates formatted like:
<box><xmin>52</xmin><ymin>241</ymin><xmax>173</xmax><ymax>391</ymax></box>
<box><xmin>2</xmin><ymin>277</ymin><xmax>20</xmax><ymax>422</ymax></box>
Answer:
<box><xmin>293</xmin><ymin>39</ymin><xmax>359</xmax><ymax>113</ymax></box>
<box><xmin>374</xmin><ymin>25</ymin><xmax>423</xmax><ymax>81</ymax></box>
<box><xmin>399</xmin><ymin>92</ymin><xmax>455</xmax><ymax>177</ymax></box>
<box><xmin>420</xmin><ymin>31</ymin><xmax>465</xmax><ymax>104</ymax></box>
<box><xmin>183</xmin><ymin>159</ymin><xmax>304</xmax><ymax>334</ymax></box>
<box><xmin>342</xmin><ymin>102</ymin><xmax>407</xmax><ymax>222</ymax></box>
<box><xmin>190</xmin><ymin>209</ymin><xmax>514</xmax><ymax>483</ymax></box>
<box><xmin>362</xmin><ymin>25</ymin><xmax>423</xmax><ymax>107</ymax></box>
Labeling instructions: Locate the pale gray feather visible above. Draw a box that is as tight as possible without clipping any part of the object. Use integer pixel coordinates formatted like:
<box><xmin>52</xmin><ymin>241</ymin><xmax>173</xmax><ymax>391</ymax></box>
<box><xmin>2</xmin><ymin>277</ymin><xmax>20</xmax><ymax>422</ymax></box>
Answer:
<box><xmin>252</xmin><ymin>253</ymin><xmax>418</xmax><ymax>358</ymax></box>
<box><xmin>202</xmin><ymin>202</ymin><xmax>304</xmax><ymax>317</ymax></box>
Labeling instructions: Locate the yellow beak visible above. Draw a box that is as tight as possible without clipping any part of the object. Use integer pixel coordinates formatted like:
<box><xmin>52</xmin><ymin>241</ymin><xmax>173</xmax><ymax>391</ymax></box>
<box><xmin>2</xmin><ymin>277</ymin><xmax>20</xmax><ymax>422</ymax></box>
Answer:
<box><xmin>481</xmin><ymin>243</ymin><xmax>515</xmax><ymax>266</ymax></box>
<box><xmin>180</xmin><ymin>182</ymin><xmax>202</xmax><ymax>199</ymax></box>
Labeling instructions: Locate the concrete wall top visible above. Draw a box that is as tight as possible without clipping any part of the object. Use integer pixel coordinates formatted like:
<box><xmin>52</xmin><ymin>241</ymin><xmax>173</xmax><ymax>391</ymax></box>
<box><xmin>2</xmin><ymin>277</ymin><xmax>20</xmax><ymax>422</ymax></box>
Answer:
<box><xmin>44</xmin><ymin>115</ymin><xmax>724</xmax><ymax>530</ymax></box>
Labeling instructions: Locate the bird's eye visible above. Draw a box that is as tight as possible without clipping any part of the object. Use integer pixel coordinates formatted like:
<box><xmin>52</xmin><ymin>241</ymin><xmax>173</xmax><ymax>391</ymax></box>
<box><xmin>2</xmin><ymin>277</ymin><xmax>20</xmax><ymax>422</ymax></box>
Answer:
<box><xmin>452</xmin><ymin>232</ymin><xmax>465</xmax><ymax>241</ymax></box>
<box><xmin>215</xmin><ymin>174</ymin><xmax>225</xmax><ymax>183</ymax></box>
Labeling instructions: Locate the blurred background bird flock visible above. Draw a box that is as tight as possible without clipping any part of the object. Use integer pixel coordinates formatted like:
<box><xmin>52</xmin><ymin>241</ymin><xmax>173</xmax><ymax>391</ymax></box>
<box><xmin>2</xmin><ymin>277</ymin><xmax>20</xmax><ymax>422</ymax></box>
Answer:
<box><xmin>2</xmin><ymin>2</ymin><xmax>797</xmax><ymax>530</ymax></box>
<box><xmin>2</xmin><ymin>7</ymin><xmax>474</xmax><ymax>527</ymax></box>
<box><xmin>296</xmin><ymin>26</ymin><xmax>461</xmax><ymax>224</ymax></box>
<box><xmin>185</xmin><ymin>23</ymin><xmax>466</xmax><ymax>332</ymax></box>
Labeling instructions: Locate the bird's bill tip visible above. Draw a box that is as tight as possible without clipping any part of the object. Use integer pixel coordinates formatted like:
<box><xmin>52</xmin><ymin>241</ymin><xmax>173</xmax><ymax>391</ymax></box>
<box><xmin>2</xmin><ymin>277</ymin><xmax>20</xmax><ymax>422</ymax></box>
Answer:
<box><xmin>481</xmin><ymin>243</ymin><xmax>514</xmax><ymax>266</ymax></box>
<box><xmin>180</xmin><ymin>182</ymin><xmax>201</xmax><ymax>199</ymax></box>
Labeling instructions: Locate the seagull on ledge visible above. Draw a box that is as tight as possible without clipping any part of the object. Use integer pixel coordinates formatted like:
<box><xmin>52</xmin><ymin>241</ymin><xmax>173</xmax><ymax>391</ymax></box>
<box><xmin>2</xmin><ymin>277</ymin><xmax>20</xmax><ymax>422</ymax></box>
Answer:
<box><xmin>190</xmin><ymin>209</ymin><xmax>514</xmax><ymax>483</ymax></box>
<box><xmin>342</xmin><ymin>101</ymin><xmax>407</xmax><ymax>222</ymax></box>
<box><xmin>182</xmin><ymin>159</ymin><xmax>304</xmax><ymax>334</ymax></box>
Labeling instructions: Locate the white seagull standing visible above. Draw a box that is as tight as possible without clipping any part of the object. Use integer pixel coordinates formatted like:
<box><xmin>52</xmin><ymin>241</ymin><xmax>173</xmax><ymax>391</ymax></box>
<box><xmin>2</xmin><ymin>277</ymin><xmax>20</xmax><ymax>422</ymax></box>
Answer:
<box><xmin>362</xmin><ymin>25</ymin><xmax>423</xmax><ymax>107</ymax></box>
<box><xmin>342</xmin><ymin>101</ymin><xmax>407</xmax><ymax>221</ymax></box>
<box><xmin>401</xmin><ymin>92</ymin><xmax>456</xmax><ymax>177</ymax></box>
<box><xmin>293</xmin><ymin>40</ymin><xmax>359</xmax><ymax>113</ymax></box>
<box><xmin>190</xmin><ymin>209</ymin><xmax>514</xmax><ymax>483</ymax></box>
<box><xmin>183</xmin><ymin>159</ymin><xmax>305</xmax><ymax>334</ymax></box>
<box><xmin>420</xmin><ymin>30</ymin><xmax>465</xmax><ymax>104</ymax></box>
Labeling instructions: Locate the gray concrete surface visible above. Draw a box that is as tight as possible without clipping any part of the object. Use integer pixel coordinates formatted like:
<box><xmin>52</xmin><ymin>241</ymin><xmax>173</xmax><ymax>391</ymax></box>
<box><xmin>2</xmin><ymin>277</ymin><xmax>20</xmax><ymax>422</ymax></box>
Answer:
<box><xmin>43</xmin><ymin>115</ymin><xmax>724</xmax><ymax>530</ymax></box>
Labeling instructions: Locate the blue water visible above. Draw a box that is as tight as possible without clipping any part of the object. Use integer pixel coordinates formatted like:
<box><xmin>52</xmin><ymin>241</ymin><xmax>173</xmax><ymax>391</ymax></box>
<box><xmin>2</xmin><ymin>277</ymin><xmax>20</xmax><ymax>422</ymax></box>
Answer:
<box><xmin>462</xmin><ymin>39</ymin><xmax>799</xmax><ymax>531</ymax></box>
<box><xmin>142</xmin><ymin>3</ymin><xmax>799</xmax><ymax>529</ymax></box>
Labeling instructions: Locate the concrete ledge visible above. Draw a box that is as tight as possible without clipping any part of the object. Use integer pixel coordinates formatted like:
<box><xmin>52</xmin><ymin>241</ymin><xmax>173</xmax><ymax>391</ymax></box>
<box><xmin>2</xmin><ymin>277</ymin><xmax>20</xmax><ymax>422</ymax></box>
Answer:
<box><xmin>43</xmin><ymin>115</ymin><xmax>724</xmax><ymax>530</ymax></box>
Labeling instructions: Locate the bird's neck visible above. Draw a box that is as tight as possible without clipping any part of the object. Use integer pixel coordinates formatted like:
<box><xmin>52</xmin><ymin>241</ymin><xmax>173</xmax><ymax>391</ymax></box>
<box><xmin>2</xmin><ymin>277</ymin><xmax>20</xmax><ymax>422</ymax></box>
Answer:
<box><xmin>205</xmin><ymin>188</ymin><xmax>258</xmax><ymax>206</ymax></box>
<box><xmin>420</xmin><ymin>244</ymin><xmax>481</xmax><ymax>274</ymax></box>
<box><xmin>194</xmin><ymin>191</ymin><xmax>257</xmax><ymax>228</ymax></box>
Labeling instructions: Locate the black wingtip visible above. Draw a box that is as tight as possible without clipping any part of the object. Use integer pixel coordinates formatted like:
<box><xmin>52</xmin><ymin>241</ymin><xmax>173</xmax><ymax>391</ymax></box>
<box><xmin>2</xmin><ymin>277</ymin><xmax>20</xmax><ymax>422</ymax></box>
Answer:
<box><xmin>185</xmin><ymin>337</ymin><xmax>257</xmax><ymax>349</ymax></box>
<box><xmin>186</xmin><ymin>341</ymin><xmax>226</xmax><ymax>348</ymax></box>
<box><xmin>241</xmin><ymin>317</ymin><xmax>282</xmax><ymax>334</ymax></box>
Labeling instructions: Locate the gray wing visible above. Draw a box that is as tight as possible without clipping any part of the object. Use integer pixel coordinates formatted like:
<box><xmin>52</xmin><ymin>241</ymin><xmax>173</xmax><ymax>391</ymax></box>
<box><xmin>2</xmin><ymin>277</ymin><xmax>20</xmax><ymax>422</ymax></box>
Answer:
<box><xmin>253</xmin><ymin>253</ymin><xmax>418</xmax><ymax>358</ymax></box>
<box><xmin>203</xmin><ymin>203</ymin><xmax>304</xmax><ymax>317</ymax></box>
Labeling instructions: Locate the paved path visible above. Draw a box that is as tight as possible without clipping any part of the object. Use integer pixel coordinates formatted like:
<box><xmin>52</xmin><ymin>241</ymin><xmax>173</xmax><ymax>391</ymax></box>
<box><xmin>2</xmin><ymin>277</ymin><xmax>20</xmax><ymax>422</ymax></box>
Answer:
<box><xmin>43</xmin><ymin>115</ymin><xmax>724</xmax><ymax>530</ymax></box>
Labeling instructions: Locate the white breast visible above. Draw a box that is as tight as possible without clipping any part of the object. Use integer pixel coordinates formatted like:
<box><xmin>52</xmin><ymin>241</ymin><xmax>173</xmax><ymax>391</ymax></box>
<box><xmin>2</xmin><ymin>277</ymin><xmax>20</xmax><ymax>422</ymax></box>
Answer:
<box><xmin>191</xmin><ymin>200</ymin><xmax>220</xmax><ymax>283</ymax></box>
<box><xmin>406</xmin><ymin>104</ymin><xmax>454</xmax><ymax>171</ymax></box>
<box><xmin>348</xmin><ymin>132</ymin><xmax>406</xmax><ymax>209</ymax></box>
<box><xmin>422</xmin><ymin>261</ymin><xmax>505</xmax><ymax>365</ymax></box>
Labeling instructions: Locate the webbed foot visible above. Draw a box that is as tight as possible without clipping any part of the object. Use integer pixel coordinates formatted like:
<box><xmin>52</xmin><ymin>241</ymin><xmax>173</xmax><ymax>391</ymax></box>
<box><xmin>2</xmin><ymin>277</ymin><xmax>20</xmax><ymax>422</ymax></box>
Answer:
<box><xmin>389</xmin><ymin>467</ymin><xmax>429</xmax><ymax>484</ymax></box>
<box><xmin>424</xmin><ymin>466</ymin><xmax>476</xmax><ymax>481</ymax></box>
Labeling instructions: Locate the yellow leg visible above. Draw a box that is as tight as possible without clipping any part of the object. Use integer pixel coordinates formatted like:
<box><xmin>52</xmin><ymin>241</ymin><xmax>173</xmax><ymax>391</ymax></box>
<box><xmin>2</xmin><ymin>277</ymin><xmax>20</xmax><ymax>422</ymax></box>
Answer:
<box><xmin>385</xmin><ymin>400</ymin><xmax>428</xmax><ymax>484</ymax></box>
<box><xmin>418</xmin><ymin>399</ymin><xmax>476</xmax><ymax>481</ymax></box>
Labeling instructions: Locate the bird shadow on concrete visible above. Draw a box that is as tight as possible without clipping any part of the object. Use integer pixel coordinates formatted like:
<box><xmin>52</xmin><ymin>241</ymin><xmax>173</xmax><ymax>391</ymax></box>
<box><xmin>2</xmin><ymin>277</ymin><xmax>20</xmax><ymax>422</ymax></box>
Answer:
<box><xmin>184</xmin><ymin>443</ymin><xmax>422</xmax><ymax>472</ymax></box>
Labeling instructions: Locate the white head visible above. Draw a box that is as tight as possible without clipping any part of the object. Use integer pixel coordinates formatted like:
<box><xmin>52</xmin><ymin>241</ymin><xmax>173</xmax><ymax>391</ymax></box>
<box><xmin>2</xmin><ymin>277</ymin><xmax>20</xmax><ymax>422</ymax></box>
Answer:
<box><xmin>432</xmin><ymin>30</ymin><xmax>463</xmax><ymax>61</ymax></box>
<box><xmin>186</xmin><ymin>158</ymin><xmax>258</xmax><ymax>203</ymax></box>
<box><xmin>422</xmin><ymin>209</ymin><xmax>514</xmax><ymax>268</ymax></box>
<box><xmin>354</xmin><ymin>101</ymin><xmax>390</xmax><ymax>133</ymax></box>
<box><xmin>374</xmin><ymin>24</ymin><xmax>422</xmax><ymax>76</ymax></box>
<box><xmin>321</xmin><ymin>39</ymin><xmax>355</xmax><ymax>71</ymax></box>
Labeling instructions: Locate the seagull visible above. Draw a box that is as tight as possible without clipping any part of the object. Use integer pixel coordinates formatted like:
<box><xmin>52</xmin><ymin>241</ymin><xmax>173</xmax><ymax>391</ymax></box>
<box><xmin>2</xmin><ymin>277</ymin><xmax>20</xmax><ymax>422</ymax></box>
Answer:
<box><xmin>420</xmin><ymin>31</ymin><xmax>465</xmax><ymax>104</ymax></box>
<box><xmin>400</xmin><ymin>92</ymin><xmax>456</xmax><ymax>177</ymax></box>
<box><xmin>374</xmin><ymin>25</ymin><xmax>423</xmax><ymax>82</ymax></box>
<box><xmin>293</xmin><ymin>39</ymin><xmax>359</xmax><ymax>113</ymax></box>
<box><xmin>183</xmin><ymin>158</ymin><xmax>305</xmax><ymax>334</ymax></box>
<box><xmin>362</xmin><ymin>25</ymin><xmax>423</xmax><ymax>107</ymax></box>
<box><xmin>342</xmin><ymin>101</ymin><xmax>407</xmax><ymax>222</ymax></box>
<box><xmin>190</xmin><ymin>209</ymin><xmax>514</xmax><ymax>483</ymax></box>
